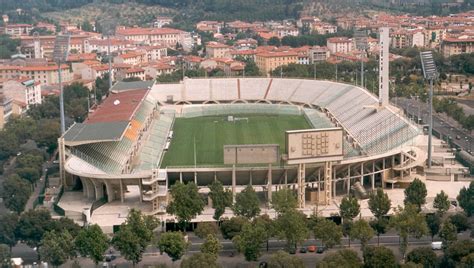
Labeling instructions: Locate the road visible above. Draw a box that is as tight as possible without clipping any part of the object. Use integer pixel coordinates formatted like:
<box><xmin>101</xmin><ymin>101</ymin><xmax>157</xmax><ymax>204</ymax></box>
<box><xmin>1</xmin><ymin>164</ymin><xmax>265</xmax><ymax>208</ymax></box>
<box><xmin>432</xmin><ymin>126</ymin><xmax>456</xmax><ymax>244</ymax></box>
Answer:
<box><xmin>13</xmin><ymin>231</ymin><xmax>466</xmax><ymax>267</ymax></box>
<box><xmin>394</xmin><ymin>97</ymin><xmax>473</xmax><ymax>153</ymax></box>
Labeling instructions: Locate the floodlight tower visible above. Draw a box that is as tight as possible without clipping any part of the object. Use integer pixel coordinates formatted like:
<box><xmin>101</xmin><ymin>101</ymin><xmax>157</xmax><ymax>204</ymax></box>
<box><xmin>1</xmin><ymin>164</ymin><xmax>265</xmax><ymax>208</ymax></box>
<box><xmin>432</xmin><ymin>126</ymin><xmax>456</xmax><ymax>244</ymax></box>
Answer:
<box><xmin>420</xmin><ymin>51</ymin><xmax>439</xmax><ymax>168</ymax></box>
<box><xmin>354</xmin><ymin>29</ymin><xmax>368</xmax><ymax>88</ymax></box>
<box><xmin>53</xmin><ymin>35</ymin><xmax>71</xmax><ymax>134</ymax></box>
<box><xmin>378</xmin><ymin>27</ymin><xmax>389</xmax><ymax>107</ymax></box>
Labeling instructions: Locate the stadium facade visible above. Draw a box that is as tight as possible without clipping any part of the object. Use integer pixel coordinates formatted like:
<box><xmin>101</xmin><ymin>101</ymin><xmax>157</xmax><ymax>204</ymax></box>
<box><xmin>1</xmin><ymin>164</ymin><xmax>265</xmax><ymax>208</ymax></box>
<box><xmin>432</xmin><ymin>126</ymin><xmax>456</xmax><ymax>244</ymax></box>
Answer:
<box><xmin>59</xmin><ymin>78</ymin><xmax>426</xmax><ymax>218</ymax></box>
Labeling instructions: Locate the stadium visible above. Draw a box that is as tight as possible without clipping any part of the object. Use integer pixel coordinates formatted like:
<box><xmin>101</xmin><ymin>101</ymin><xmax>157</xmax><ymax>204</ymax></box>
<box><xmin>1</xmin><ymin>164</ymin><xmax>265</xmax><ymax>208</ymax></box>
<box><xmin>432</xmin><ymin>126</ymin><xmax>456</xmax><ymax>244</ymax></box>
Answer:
<box><xmin>58</xmin><ymin>77</ymin><xmax>427</xmax><ymax>230</ymax></box>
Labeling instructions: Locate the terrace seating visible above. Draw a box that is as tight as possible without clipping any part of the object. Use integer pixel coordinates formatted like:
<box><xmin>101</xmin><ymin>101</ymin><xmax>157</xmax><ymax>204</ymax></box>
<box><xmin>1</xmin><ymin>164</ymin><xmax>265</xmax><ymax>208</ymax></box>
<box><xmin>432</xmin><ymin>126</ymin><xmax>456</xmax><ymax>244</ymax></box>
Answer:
<box><xmin>211</xmin><ymin>79</ymin><xmax>238</xmax><ymax>101</ymax></box>
<box><xmin>239</xmin><ymin>78</ymin><xmax>271</xmax><ymax>100</ymax></box>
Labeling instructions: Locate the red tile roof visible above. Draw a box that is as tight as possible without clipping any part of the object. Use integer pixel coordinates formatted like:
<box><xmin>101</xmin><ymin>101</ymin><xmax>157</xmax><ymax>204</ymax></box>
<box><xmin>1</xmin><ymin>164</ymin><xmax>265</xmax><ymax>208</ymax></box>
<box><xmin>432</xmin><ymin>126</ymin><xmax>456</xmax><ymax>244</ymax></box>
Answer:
<box><xmin>85</xmin><ymin>89</ymin><xmax>148</xmax><ymax>124</ymax></box>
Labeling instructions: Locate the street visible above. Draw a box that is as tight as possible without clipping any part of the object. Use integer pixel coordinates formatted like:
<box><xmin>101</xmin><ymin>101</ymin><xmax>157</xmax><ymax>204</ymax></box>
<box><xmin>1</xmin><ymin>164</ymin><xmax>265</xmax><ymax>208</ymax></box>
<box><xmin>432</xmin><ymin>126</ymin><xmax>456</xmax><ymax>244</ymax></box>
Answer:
<box><xmin>394</xmin><ymin>97</ymin><xmax>473</xmax><ymax>153</ymax></box>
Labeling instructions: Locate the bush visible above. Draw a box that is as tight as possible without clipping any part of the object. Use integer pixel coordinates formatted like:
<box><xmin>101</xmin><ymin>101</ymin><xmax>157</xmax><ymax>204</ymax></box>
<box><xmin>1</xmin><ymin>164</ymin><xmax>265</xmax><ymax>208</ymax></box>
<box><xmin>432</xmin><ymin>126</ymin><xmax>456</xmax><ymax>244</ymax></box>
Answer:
<box><xmin>194</xmin><ymin>222</ymin><xmax>219</xmax><ymax>239</ymax></box>
<box><xmin>406</xmin><ymin>247</ymin><xmax>438</xmax><ymax>267</ymax></box>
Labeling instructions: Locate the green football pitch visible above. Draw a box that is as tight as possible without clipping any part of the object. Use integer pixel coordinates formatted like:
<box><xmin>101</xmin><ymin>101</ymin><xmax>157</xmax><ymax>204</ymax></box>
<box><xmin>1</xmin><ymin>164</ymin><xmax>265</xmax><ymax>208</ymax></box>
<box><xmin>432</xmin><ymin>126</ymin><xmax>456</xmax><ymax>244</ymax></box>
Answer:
<box><xmin>161</xmin><ymin>114</ymin><xmax>311</xmax><ymax>167</ymax></box>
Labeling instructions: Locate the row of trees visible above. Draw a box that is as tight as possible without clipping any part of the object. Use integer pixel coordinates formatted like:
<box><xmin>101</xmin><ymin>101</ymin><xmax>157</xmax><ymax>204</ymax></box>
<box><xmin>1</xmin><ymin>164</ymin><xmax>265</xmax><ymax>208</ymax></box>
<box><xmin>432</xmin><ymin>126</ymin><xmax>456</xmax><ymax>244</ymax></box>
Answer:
<box><xmin>433</xmin><ymin>97</ymin><xmax>474</xmax><ymax>131</ymax></box>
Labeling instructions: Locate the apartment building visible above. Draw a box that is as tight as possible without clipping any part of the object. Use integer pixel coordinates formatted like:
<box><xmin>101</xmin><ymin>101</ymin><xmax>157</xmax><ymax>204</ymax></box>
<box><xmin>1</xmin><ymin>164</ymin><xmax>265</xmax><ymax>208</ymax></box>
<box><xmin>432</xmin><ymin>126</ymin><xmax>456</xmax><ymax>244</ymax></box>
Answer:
<box><xmin>1</xmin><ymin>78</ymin><xmax>42</xmax><ymax>109</ymax></box>
<box><xmin>327</xmin><ymin>37</ymin><xmax>353</xmax><ymax>54</ymax></box>
<box><xmin>206</xmin><ymin>42</ymin><xmax>231</xmax><ymax>58</ymax></box>
<box><xmin>0</xmin><ymin>65</ymin><xmax>72</xmax><ymax>85</ymax></box>
<box><xmin>255</xmin><ymin>51</ymin><xmax>298</xmax><ymax>74</ymax></box>
<box><xmin>116</xmin><ymin>27</ymin><xmax>184</xmax><ymax>47</ymax></box>
<box><xmin>3</xmin><ymin>24</ymin><xmax>33</xmax><ymax>36</ymax></box>
<box><xmin>442</xmin><ymin>36</ymin><xmax>474</xmax><ymax>57</ymax></box>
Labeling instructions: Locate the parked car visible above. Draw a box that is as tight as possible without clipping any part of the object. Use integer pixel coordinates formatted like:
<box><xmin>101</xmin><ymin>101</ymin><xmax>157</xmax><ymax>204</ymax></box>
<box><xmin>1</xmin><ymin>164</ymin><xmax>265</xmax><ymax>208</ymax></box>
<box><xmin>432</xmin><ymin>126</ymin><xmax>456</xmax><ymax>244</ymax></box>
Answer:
<box><xmin>289</xmin><ymin>248</ymin><xmax>296</xmax><ymax>254</ymax></box>
<box><xmin>431</xmin><ymin>241</ymin><xmax>442</xmax><ymax>250</ymax></box>
<box><xmin>299</xmin><ymin>247</ymin><xmax>307</xmax><ymax>253</ymax></box>
<box><xmin>307</xmin><ymin>245</ymin><xmax>316</xmax><ymax>252</ymax></box>
<box><xmin>317</xmin><ymin>246</ymin><xmax>326</xmax><ymax>254</ymax></box>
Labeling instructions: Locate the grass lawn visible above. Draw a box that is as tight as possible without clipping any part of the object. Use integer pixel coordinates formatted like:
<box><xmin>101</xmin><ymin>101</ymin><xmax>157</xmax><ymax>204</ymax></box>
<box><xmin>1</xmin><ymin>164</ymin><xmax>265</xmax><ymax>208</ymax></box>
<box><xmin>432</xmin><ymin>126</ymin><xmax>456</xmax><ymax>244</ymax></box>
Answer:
<box><xmin>161</xmin><ymin>114</ymin><xmax>311</xmax><ymax>167</ymax></box>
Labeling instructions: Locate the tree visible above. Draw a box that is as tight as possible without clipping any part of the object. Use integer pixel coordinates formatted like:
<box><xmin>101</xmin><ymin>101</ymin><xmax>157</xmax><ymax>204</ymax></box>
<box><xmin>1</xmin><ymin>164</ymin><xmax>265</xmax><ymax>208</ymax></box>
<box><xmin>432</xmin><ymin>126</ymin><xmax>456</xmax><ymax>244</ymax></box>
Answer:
<box><xmin>254</xmin><ymin>214</ymin><xmax>274</xmax><ymax>252</ymax></box>
<box><xmin>406</xmin><ymin>247</ymin><xmax>438</xmax><ymax>268</ymax></box>
<box><xmin>158</xmin><ymin>232</ymin><xmax>188</xmax><ymax>262</ymax></box>
<box><xmin>339</xmin><ymin>195</ymin><xmax>360</xmax><ymax>221</ymax></box>
<box><xmin>74</xmin><ymin>224</ymin><xmax>109</xmax><ymax>265</ymax></box>
<box><xmin>449</xmin><ymin>213</ymin><xmax>470</xmax><ymax>233</ymax></box>
<box><xmin>180</xmin><ymin>253</ymin><xmax>219</xmax><ymax>268</ymax></box>
<box><xmin>390</xmin><ymin>204</ymin><xmax>429</xmax><ymax>258</ymax></box>
<box><xmin>81</xmin><ymin>20</ymin><xmax>93</xmax><ymax>32</ymax></box>
<box><xmin>15</xmin><ymin>209</ymin><xmax>53</xmax><ymax>247</ymax></box>
<box><xmin>0</xmin><ymin>244</ymin><xmax>11</xmax><ymax>268</ymax></box>
<box><xmin>342</xmin><ymin>221</ymin><xmax>353</xmax><ymax>247</ymax></box>
<box><xmin>233</xmin><ymin>221</ymin><xmax>266</xmax><ymax>261</ymax></box>
<box><xmin>439</xmin><ymin>219</ymin><xmax>458</xmax><ymax>248</ymax></box>
<box><xmin>267</xmin><ymin>250</ymin><xmax>305</xmax><ymax>268</ymax></box>
<box><xmin>370</xmin><ymin>217</ymin><xmax>388</xmax><ymax>246</ymax></box>
<box><xmin>404</xmin><ymin>178</ymin><xmax>427</xmax><ymax>210</ymax></box>
<box><xmin>243</xmin><ymin>59</ymin><xmax>261</xmax><ymax>76</ymax></box>
<box><xmin>461</xmin><ymin>253</ymin><xmax>474</xmax><ymax>268</ymax></box>
<box><xmin>433</xmin><ymin>190</ymin><xmax>450</xmax><ymax>215</ymax></box>
<box><xmin>274</xmin><ymin>209</ymin><xmax>309</xmax><ymax>250</ymax></box>
<box><xmin>311</xmin><ymin>216</ymin><xmax>342</xmax><ymax>248</ymax></box>
<box><xmin>167</xmin><ymin>182</ymin><xmax>205</xmax><ymax>229</ymax></box>
<box><xmin>426</xmin><ymin>214</ymin><xmax>441</xmax><ymax>241</ymax></box>
<box><xmin>268</xmin><ymin>37</ymin><xmax>281</xmax><ymax>46</ymax></box>
<box><xmin>2</xmin><ymin>174</ymin><xmax>32</xmax><ymax>213</ymax></box>
<box><xmin>232</xmin><ymin>185</ymin><xmax>260</xmax><ymax>219</ymax></box>
<box><xmin>363</xmin><ymin>246</ymin><xmax>397</xmax><ymax>268</ymax></box>
<box><xmin>368</xmin><ymin>188</ymin><xmax>391</xmax><ymax>218</ymax></box>
<box><xmin>350</xmin><ymin>219</ymin><xmax>374</xmax><ymax>250</ymax></box>
<box><xmin>317</xmin><ymin>249</ymin><xmax>362</xmax><ymax>268</ymax></box>
<box><xmin>208</xmin><ymin>181</ymin><xmax>232</xmax><ymax>221</ymax></box>
<box><xmin>271</xmin><ymin>188</ymin><xmax>297</xmax><ymax>214</ymax></box>
<box><xmin>201</xmin><ymin>234</ymin><xmax>221</xmax><ymax>259</ymax></box>
<box><xmin>457</xmin><ymin>181</ymin><xmax>474</xmax><ymax>216</ymax></box>
<box><xmin>194</xmin><ymin>222</ymin><xmax>219</xmax><ymax>239</ymax></box>
<box><xmin>51</xmin><ymin>217</ymin><xmax>81</xmax><ymax>238</ymax></box>
<box><xmin>0</xmin><ymin>213</ymin><xmax>18</xmax><ymax>249</ymax></box>
<box><xmin>220</xmin><ymin>216</ymin><xmax>247</xmax><ymax>240</ymax></box>
<box><xmin>39</xmin><ymin>231</ymin><xmax>74</xmax><ymax>267</ymax></box>
<box><xmin>112</xmin><ymin>209</ymin><xmax>158</xmax><ymax>266</ymax></box>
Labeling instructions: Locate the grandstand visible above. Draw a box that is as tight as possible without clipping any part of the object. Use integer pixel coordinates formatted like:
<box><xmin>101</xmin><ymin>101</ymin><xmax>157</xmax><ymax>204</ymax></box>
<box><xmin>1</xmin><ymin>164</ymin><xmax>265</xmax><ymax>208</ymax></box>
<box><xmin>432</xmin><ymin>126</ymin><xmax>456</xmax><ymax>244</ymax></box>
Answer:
<box><xmin>59</xmin><ymin>78</ymin><xmax>425</xmax><ymax>228</ymax></box>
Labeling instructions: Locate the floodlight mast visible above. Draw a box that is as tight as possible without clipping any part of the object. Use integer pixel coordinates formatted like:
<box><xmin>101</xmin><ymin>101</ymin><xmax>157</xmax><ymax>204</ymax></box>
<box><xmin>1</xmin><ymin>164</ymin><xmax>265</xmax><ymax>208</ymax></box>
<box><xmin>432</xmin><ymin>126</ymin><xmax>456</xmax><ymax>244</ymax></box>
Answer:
<box><xmin>420</xmin><ymin>51</ymin><xmax>438</xmax><ymax>169</ymax></box>
<box><xmin>354</xmin><ymin>29</ymin><xmax>368</xmax><ymax>88</ymax></box>
<box><xmin>53</xmin><ymin>35</ymin><xmax>71</xmax><ymax>134</ymax></box>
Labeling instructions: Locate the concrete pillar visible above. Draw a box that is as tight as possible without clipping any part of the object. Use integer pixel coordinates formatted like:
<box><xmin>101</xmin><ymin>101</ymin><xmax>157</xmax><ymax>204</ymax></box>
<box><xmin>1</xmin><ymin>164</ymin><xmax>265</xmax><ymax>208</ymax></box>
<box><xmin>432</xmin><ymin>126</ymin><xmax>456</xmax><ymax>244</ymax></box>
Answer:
<box><xmin>284</xmin><ymin>169</ymin><xmax>288</xmax><ymax>188</ymax></box>
<box><xmin>250</xmin><ymin>169</ymin><xmax>253</xmax><ymax>185</ymax></box>
<box><xmin>372</xmin><ymin>162</ymin><xmax>375</xmax><ymax>190</ymax></box>
<box><xmin>360</xmin><ymin>162</ymin><xmax>364</xmax><ymax>186</ymax></box>
<box><xmin>180</xmin><ymin>172</ymin><xmax>183</xmax><ymax>183</ymax></box>
<box><xmin>267</xmin><ymin>164</ymin><xmax>272</xmax><ymax>203</ymax></box>
<box><xmin>194</xmin><ymin>171</ymin><xmax>197</xmax><ymax>185</ymax></box>
<box><xmin>333</xmin><ymin>167</ymin><xmax>336</xmax><ymax>198</ymax></box>
<box><xmin>104</xmin><ymin>181</ymin><xmax>114</xmax><ymax>202</ymax></box>
<box><xmin>91</xmin><ymin>179</ymin><xmax>103</xmax><ymax>201</ymax></box>
<box><xmin>297</xmin><ymin>164</ymin><xmax>306</xmax><ymax>208</ymax></box>
<box><xmin>324</xmin><ymin>162</ymin><xmax>332</xmax><ymax>205</ymax></box>
<box><xmin>139</xmin><ymin>179</ymin><xmax>143</xmax><ymax>202</ymax></box>
<box><xmin>214</xmin><ymin>172</ymin><xmax>217</xmax><ymax>182</ymax></box>
<box><xmin>120</xmin><ymin>179</ymin><xmax>124</xmax><ymax>203</ymax></box>
<box><xmin>232</xmin><ymin>164</ymin><xmax>236</xmax><ymax>203</ymax></box>
<box><xmin>347</xmin><ymin>166</ymin><xmax>351</xmax><ymax>195</ymax></box>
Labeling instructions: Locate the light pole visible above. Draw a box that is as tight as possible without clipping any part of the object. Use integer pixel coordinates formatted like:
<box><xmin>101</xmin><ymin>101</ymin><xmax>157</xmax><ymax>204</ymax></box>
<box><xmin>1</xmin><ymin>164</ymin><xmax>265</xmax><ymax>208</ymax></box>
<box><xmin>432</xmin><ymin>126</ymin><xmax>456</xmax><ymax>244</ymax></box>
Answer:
<box><xmin>53</xmin><ymin>35</ymin><xmax>71</xmax><ymax>134</ymax></box>
<box><xmin>420</xmin><ymin>51</ymin><xmax>439</xmax><ymax>168</ymax></box>
<box><xmin>354</xmin><ymin>29</ymin><xmax>368</xmax><ymax>88</ymax></box>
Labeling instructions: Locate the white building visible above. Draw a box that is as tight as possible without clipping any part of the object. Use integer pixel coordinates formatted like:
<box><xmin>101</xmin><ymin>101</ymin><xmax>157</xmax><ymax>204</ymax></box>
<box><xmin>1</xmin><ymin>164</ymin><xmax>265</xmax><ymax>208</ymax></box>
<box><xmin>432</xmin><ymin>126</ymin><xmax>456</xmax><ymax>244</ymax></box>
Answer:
<box><xmin>327</xmin><ymin>37</ymin><xmax>353</xmax><ymax>54</ymax></box>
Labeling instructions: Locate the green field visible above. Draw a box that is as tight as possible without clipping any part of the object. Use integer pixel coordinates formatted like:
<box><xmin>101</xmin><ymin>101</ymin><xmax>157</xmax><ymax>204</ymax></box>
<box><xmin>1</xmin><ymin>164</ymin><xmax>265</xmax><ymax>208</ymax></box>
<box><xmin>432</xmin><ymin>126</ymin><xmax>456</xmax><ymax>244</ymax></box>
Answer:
<box><xmin>161</xmin><ymin>115</ymin><xmax>311</xmax><ymax>167</ymax></box>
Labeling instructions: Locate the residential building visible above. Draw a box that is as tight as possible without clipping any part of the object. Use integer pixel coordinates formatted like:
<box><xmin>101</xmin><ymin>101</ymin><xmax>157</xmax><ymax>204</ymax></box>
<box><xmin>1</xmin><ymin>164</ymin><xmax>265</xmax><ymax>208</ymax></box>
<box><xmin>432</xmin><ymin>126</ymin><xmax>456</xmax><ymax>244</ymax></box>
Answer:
<box><xmin>114</xmin><ymin>52</ymin><xmax>147</xmax><ymax>65</ymax></box>
<box><xmin>0</xmin><ymin>93</ymin><xmax>12</xmax><ymax>129</ymax></box>
<box><xmin>3</xmin><ymin>24</ymin><xmax>33</xmax><ymax>36</ymax></box>
<box><xmin>0</xmin><ymin>64</ymin><xmax>72</xmax><ymax>85</ymax></box>
<box><xmin>442</xmin><ymin>36</ymin><xmax>474</xmax><ymax>57</ymax></box>
<box><xmin>327</xmin><ymin>37</ymin><xmax>353</xmax><ymax>54</ymax></box>
<box><xmin>116</xmin><ymin>27</ymin><xmax>184</xmax><ymax>47</ymax></box>
<box><xmin>206</xmin><ymin>42</ymin><xmax>231</xmax><ymax>58</ymax></box>
<box><xmin>1</xmin><ymin>77</ymin><xmax>41</xmax><ymax>109</ymax></box>
<box><xmin>309</xmin><ymin>46</ymin><xmax>330</xmax><ymax>63</ymax></box>
<box><xmin>255</xmin><ymin>51</ymin><xmax>298</xmax><ymax>74</ymax></box>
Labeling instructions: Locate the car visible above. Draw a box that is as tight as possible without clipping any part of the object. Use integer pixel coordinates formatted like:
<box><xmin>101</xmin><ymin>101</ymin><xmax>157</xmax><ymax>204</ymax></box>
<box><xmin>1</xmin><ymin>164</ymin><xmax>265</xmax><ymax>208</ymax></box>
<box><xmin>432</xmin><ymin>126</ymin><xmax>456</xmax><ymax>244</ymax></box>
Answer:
<box><xmin>299</xmin><ymin>247</ymin><xmax>307</xmax><ymax>253</ymax></box>
<box><xmin>456</xmin><ymin>135</ymin><xmax>461</xmax><ymax>140</ymax></box>
<box><xmin>307</xmin><ymin>245</ymin><xmax>316</xmax><ymax>252</ymax></box>
<box><xmin>317</xmin><ymin>246</ymin><xmax>326</xmax><ymax>254</ymax></box>
<box><xmin>105</xmin><ymin>254</ymin><xmax>116</xmax><ymax>262</ymax></box>
<box><xmin>431</xmin><ymin>241</ymin><xmax>442</xmax><ymax>250</ymax></box>
<box><xmin>289</xmin><ymin>248</ymin><xmax>296</xmax><ymax>254</ymax></box>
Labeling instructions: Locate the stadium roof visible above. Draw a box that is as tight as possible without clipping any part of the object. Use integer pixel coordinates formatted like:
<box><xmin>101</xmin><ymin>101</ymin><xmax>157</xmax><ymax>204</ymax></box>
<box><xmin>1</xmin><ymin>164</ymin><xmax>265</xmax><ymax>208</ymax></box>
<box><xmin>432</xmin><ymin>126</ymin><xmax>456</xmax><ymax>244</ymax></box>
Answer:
<box><xmin>63</xmin><ymin>121</ymin><xmax>129</xmax><ymax>146</ymax></box>
<box><xmin>110</xmin><ymin>80</ymin><xmax>154</xmax><ymax>93</ymax></box>
<box><xmin>85</xmin><ymin>89</ymin><xmax>148</xmax><ymax>124</ymax></box>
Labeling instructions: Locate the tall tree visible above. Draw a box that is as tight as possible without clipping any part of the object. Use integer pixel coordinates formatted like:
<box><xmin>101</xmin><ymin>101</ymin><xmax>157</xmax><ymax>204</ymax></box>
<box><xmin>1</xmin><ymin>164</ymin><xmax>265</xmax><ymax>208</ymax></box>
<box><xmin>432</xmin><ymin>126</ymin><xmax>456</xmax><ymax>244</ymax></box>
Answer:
<box><xmin>439</xmin><ymin>219</ymin><xmax>458</xmax><ymax>248</ymax></box>
<box><xmin>0</xmin><ymin>244</ymin><xmax>11</xmax><ymax>268</ymax></box>
<box><xmin>404</xmin><ymin>178</ymin><xmax>427</xmax><ymax>210</ymax></box>
<box><xmin>233</xmin><ymin>221</ymin><xmax>267</xmax><ymax>261</ymax></box>
<box><xmin>426</xmin><ymin>213</ymin><xmax>441</xmax><ymax>241</ymax></box>
<box><xmin>112</xmin><ymin>209</ymin><xmax>158</xmax><ymax>266</ymax></box>
<box><xmin>274</xmin><ymin>209</ymin><xmax>309</xmax><ymax>250</ymax></box>
<box><xmin>74</xmin><ymin>224</ymin><xmax>109</xmax><ymax>265</ymax></box>
<box><xmin>271</xmin><ymin>188</ymin><xmax>297</xmax><ymax>214</ymax></box>
<box><xmin>311</xmin><ymin>216</ymin><xmax>342</xmax><ymax>249</ymax></box>
<box><xmin>233</xmin><ymin>185</ymin><xmax>260</xmax><ymax>219</ymax></box>
<box><xmin>390</xmin><ymin>204</ymin><xmax>429</xmax><ymax>258</ymax></box>
<box><xmin>268</xmin><ymin>250</ymin><xmax>305</xmax><ymax>268</ymax></box>
<box><xmin>363</xmin><ymin>246</ymin><xmax>397</xmax><ymax>268</ymax></box>
<box><xmin>194</xmin><ymin>222</ymin><xmax>219</xmax><ymax>239</ymax></box>
<box><xmin>457</xmin><ymin>181</ymin><xmax>474</xmax><ymax>216</ymax></box>
<box><xmin>208</xmin><ymin>181</ymin><xmax>232</xmax><ymax>221</ymax></box>
<box><xmin>220</xmin><ymin>216</ymin><xmax>247</xmax><ymax>240</ymax></box>
<box><xmin>368</xmin><ymin>188</ymin><xmax>391</xmax><ymax>219</ymax></box>
<box><xmin>449</xmin><ymin>213</ymin><xmax>470</xmax><ymax>233</ymax></box>
<box><xmin>433</xmin><ymin>190</ymin><xmax>450</xmax><ymax>215</ymax></box>
<box><xmin>317</xmin><ymin>249</ymin><xmax>362</xmax><ymax>268</ymax></box>
<box><xmin>2</xmin><ymin>174</ymin><xmax>32</xmax><ymax>213</ymax></box>
<box><xmin>158</xmin><ymin>232</ymin><xmax>188</xmax><ymax>262</ymax></box>
<box><xmin>339</xmin><ymin>195</ymin><xmax>360</xmax><ymax>222</ymax></box>
<box><xmin>406</xmin><ymin>247</ymin><xmax>438</xmax><ymax>268</ymax></box>
<box><xmin>39</xmin><ymin>231</ymin><xmax>74</xmax><ymax>268</ymax></box>
<box><xmin>15</xmin><ymin>209</ymin><xmax>53</xmax><ymax>248</ymax></box>
<box><xmin>167</xmin><ymin>182</ymin><xmax>205</xmax><ymax>229</ymax></box>
<box><xmin>350</xmin><ymin>219</ymin><xmax>374</xmax><ymax>250</ymax></box>
<box><xmin>0</xmin><ymin>213</ymin><xmax>18</xmax><ymax>249</ymax></box>
<box><xmin>180</xmin><ymin>253</ymin><xmax>219</xmax><ymax>268</ymax></box>
<box><xmin>200</xmin><ymin>234</ymin><xmax>221</xmax><ymax>259</ymax></box>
